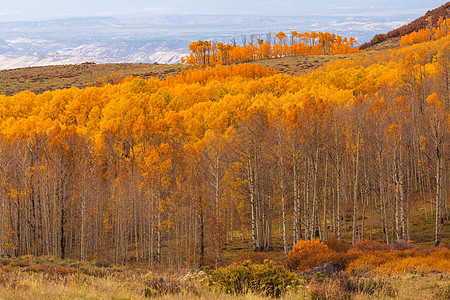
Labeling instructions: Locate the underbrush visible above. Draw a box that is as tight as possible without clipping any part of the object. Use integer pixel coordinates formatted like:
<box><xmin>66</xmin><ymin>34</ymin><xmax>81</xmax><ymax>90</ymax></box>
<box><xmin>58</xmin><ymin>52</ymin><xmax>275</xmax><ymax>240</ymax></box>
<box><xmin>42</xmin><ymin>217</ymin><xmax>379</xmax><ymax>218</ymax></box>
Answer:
<box><xmin>0</xmin><ymin>245</ymin><xmax>448</xmax><ymax>299</ymax></box>
<box><xmin>306</xmin><ymin>271</ymin><xmax>398</xmax><ymax>299</ymax></box>
<box><xmin>286</xmin><ymin>239</ymin><xmax>450</xmax><ymax>275</ymax></box>
<box><xmin>207</xmin><ymin>260</ymin><xmax>298</xmax><ymax>297</ymax></box>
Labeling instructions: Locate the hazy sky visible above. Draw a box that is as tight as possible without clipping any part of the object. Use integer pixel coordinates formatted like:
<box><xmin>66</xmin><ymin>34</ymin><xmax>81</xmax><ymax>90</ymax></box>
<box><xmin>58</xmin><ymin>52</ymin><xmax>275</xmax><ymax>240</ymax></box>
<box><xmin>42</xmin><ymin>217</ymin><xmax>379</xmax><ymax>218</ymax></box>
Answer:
<box><xmin>2</xmin><ymin>0</ymin><xmax>446</xmax><ymax>21</ymax></box>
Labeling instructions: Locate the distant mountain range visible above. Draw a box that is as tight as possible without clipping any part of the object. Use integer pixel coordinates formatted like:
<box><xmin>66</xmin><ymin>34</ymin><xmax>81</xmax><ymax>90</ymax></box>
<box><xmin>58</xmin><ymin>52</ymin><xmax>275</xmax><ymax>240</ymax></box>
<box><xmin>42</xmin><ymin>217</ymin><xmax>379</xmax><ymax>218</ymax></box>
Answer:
<box><xmin>0</xmin><ymin>13</ymin><xmax>420</xmax><ymax>70</ymax></box>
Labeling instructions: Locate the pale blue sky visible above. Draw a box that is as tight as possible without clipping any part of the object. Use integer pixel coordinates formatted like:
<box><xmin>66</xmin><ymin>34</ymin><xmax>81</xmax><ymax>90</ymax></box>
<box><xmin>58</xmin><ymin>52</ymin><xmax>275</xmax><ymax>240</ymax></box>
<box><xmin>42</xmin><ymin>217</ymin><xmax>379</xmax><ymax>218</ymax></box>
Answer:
<box><xmin>1</xmin><ymin>0</ymin><xmax>446</xmax><ymax>21</ymax></box>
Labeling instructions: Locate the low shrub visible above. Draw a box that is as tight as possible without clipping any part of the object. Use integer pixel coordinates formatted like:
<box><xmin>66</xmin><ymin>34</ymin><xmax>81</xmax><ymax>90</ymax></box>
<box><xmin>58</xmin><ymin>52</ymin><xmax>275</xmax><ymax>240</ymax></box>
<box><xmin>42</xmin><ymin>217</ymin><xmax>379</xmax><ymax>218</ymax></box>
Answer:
<box><xmin>347</xmin><ymin>247</ymin><xmax>450</xmax><ymax>275</ymax></box>
<box><xmin>308</xmin><ymin>272</ymin><xmax>397</xmax><ymax>299</ymax></box>
<box><xmin>425</xmin><ymin>245</ymin><xmax>450</xmax><ymax>255</ymax></box>
<box><xmin>325</xmin><ymin>238</ymin><xmax>351</xmax><ymax>253</ymax></box>
<box><xmin>19</xmin><ymin>255</ymin><xmax>35</xmax><ymax>260</ymax></box>
<box><xmin>10</xmin><ymin>259</ymin><xmax>30</xmax><ymax>268</ymax></box>
<box><xmin>372</xmin><ymin>34</ymin><xmax>387</xmax><ymax>44</ymax></box>
<box><xmin>208</xmin><ymin>260</ymin><xmax>298</xmax><ymax>297</ymax></box>
<box><xmin>285</xmin><ymin>239</ymin><xmax>332</xmax><ymax>272</ymax></box>
<box><xmin>142</xmin><ymin>273</ymin><xmax>182</xmax><ymax>297</ymax></box>
<box><xmin>377</xmin><ymin>249</ymin><xmax>450</xmax><ymax>274</ymax></box>
<box><xmin>392</xmin><ymin>240</ymin><xmax>416</xmax><ymax>250</ymax></box>
<box><xmin>350</xmin><ymin>240</ymin><xmax>392</xmax><ymax>253</ymax></box>
<box><xmin>79</xmin><ymin>266</ymin><xmax>108</xmax><ymax>277</ymax></box>
<box><xmin>25</xmin><ymin>263</ymin><xmax>74</xmax><ymax>277</ymax></box>
<box><xmin>95</xmin><ymin>258</ymin><xmax>112</xmax><ymax>268</ymax></box>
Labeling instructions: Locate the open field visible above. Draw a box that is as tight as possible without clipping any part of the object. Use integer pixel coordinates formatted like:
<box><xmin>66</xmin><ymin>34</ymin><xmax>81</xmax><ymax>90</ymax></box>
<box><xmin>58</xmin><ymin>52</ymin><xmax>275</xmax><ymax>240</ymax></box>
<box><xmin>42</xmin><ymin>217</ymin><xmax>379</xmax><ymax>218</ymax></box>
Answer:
<box><xmin>250</xmin><ymin>53</ymin><xmax>374</xmax><ymax>76</ymax></box>
<box><xmin>0</xmin><ymin>63</ymin><xmax>186</xmax><ymax>96</ymax></box>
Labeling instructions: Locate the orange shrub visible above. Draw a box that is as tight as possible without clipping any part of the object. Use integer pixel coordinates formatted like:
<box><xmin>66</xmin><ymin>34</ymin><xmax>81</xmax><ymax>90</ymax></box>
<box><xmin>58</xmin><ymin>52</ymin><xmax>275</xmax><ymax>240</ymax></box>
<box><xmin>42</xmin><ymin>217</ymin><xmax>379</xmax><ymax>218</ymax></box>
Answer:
<box><xmin>347</xmin><ymin>247</ymin><xmax>450</xmax><ymax>275</ymax></box>
<box><xmin>347</xmin><ymin>250</ymin><xmax>393</xmax><ymax>273</ymax></box>
<box><xmin>424</xmin><ymin>245</ymin><xmax>450</xmax><ymax>255</ymax></box>
<box><xmin>285</xmin><ymin>239</ymin><xmax>332</xmax><ymax>272</ymax></box>
<box><xmin>325</xmin><ymin>238</ymin><xmax>351</xmax><ymax>253</ymax></box>
<box><xmin>350</xmin><ymin>240</ymin><xmax>392</xmax><ymax>254</ymax></box>
<box><xmin>286</xmin><ymin>239</ymin><xmax>449</xmax><ymax>275</ymax></box>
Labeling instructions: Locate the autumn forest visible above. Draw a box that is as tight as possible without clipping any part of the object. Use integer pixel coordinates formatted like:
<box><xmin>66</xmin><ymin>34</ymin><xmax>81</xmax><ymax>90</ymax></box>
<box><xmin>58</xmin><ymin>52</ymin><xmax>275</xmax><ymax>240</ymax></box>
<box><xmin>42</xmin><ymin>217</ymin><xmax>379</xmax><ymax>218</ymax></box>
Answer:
<box><xmin>0</xmin><ymin>18</ymin><xmax>448</xmax><ymax>273</ymax></box>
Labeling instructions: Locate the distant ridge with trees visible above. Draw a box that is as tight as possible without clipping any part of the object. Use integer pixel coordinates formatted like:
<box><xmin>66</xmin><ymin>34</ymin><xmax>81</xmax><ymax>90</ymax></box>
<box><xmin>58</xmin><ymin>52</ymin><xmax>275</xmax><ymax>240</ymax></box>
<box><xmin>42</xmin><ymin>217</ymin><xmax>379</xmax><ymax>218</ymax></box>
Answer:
<box><xmin>360</xmin><ymin>2</ymin><xmax>450</xmax><ymax>50</ymax></box>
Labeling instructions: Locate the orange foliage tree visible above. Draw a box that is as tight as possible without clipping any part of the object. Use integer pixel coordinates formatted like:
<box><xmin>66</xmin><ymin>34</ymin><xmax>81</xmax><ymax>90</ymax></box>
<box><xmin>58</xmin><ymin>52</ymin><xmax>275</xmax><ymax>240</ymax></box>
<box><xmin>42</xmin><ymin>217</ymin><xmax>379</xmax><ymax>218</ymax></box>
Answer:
<box><xmin>182</xmin><ymin>31</ymin><xmax>361</xmax><ymax>67</ymax></box>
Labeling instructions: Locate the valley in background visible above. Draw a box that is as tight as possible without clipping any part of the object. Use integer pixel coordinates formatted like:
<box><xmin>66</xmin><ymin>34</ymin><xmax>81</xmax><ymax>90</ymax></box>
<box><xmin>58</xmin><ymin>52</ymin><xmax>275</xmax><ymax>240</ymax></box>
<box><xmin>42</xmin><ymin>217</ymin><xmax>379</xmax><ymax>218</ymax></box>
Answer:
<box><xmin>0</xmin><ymin>14</ymin><xmax>416</xmax><ymax>70</ymax></box>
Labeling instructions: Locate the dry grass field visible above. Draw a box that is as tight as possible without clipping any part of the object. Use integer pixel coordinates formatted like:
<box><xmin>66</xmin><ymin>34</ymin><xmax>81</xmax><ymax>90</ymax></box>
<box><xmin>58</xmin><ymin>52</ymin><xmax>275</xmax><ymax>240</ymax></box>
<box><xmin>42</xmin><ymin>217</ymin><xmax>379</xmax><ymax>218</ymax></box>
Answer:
<box><xmin>0</xmin><ymin>255</ymin><xmax>448</xmax><ymax>299</ymax></box>
<box><xmin>0</xmin><ymin>62</ymin><xmax>185</xmax><ymax>96</ymax></box>
<box><xmin>250</xmin><ymin>54</ymin><xmax>367</xmax><ymax>76</ymax></box>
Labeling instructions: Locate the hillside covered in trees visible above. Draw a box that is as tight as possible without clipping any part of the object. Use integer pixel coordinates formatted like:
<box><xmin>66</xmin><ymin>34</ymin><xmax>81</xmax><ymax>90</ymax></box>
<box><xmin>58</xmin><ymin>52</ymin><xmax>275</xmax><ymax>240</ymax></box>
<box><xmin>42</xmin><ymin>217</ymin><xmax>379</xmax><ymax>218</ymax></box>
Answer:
<box><xmin>0</xmin><ymin>21</ymin><xmax>448</xmax><ymax>272</ymax></box>
<box><xmin>360</xmin><ymin>2</ymin><xmax>450</xmax><ymax>50</ymax></box>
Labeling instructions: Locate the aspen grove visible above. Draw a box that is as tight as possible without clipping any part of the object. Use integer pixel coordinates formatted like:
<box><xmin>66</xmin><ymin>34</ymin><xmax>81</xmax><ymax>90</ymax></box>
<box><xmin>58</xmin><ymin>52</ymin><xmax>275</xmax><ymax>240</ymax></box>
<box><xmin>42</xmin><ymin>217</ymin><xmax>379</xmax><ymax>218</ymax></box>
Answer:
<box><xmin>0</xmin><ymin>30</ymin><xmax>448</xmax><ymax>268</ymax></box>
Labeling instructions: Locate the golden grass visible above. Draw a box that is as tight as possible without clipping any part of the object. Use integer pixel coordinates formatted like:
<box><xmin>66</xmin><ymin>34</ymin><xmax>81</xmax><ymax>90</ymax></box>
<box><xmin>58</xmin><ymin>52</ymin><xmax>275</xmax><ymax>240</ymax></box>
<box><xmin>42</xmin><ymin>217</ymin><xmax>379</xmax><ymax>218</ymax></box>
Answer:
<box><xmin>250</xmin><ymin>54</ymin><xmax>359</xmax><ymax>77</ymax></box>
<box><xmin>0</xmin><ymin>271</ymin><xmax>447</xmax><ymax>299</ymax></box>
<box><xmin>0</xmin><ymin>63</ymin><xmax>185</xmax><ymax>96</ymax></box>
<box><xmin>391</xmin><ymin>273</ymin><xmax>449</xmax><ymax>300</ymax></box>
<box><xmin>0</xmin><ymin>255</ymin><xmax>448</xmax><ymax>299</ymax></box>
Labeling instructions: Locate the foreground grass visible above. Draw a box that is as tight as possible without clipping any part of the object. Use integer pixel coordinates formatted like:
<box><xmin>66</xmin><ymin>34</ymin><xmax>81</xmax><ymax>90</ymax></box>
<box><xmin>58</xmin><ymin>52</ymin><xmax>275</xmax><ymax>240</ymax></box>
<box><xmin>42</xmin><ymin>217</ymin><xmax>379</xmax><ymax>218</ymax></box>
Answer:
<box><xmin>391</xmin><ymin>273</ymin><xmax>449</xmax><ymax>300</ymax></box>
<box><xmin>0</xmin><ymin>271</ymin><xmax>447</xmax><ymax>299</ymax></box>
<box><xmin>0</xmin><ymin>256</ymin><xmax>448</xmax><ymax>299</ymax></box>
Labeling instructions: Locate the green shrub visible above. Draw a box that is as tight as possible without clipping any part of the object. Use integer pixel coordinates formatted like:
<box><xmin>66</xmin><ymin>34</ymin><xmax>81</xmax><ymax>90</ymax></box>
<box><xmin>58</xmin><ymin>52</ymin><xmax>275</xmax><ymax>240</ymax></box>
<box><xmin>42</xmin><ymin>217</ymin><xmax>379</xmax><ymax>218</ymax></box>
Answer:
<box><xmin>208</xmin><ymin>260</ymin><xmax>298</xmax><ymax>297</ymax></box>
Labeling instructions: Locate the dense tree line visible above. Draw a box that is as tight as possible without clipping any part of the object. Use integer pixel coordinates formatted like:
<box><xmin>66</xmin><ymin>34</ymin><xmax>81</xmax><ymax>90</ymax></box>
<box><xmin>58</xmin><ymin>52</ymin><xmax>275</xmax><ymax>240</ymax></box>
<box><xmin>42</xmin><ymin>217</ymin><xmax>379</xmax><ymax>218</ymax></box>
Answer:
<box><xmin>400</xmin><ymin>17</ymin><xmax>450</xmax><ymax>46</ymax></box>
<box><xmin>0</xmin><ymin>35</ymin><xmax>448</xmax><ymax>267</ymax></box>
<box><xmin>182</xmin><ymin>31</ymin><xmax>359</xmax><ymax>67</ymax></box>
<box><xmin>359</xmin><ymin>3</ymin><xmax>449</xmax><ymax>50</ymax></box>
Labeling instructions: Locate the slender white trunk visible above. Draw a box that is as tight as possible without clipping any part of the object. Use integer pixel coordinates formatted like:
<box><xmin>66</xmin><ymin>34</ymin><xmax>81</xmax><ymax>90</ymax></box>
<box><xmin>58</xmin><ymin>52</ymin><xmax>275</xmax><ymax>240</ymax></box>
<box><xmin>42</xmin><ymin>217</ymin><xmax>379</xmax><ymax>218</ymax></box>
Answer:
<box><xmin>278</xmin><ymin>129</ymin><xmax>288</xmax><ymax>255</ymax></box>
<box><xmin>352</xmin><ymin>132</ymin><xmax>360</xmax><ymax>245</ymax></box>
<box><xmin>435</xmin><ymin>144</ymin><xmax>442</xmax><ymax>246</ymax></box>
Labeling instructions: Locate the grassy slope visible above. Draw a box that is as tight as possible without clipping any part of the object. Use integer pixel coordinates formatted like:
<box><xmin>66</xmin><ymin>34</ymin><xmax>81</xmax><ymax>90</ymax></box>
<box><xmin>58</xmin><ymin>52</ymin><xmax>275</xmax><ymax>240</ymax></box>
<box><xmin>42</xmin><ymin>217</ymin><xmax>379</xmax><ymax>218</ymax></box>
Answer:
<box><xmin>0</xmin><ymin>63</ymin><xmax>185</xmax><ymax>96</ymax></box>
